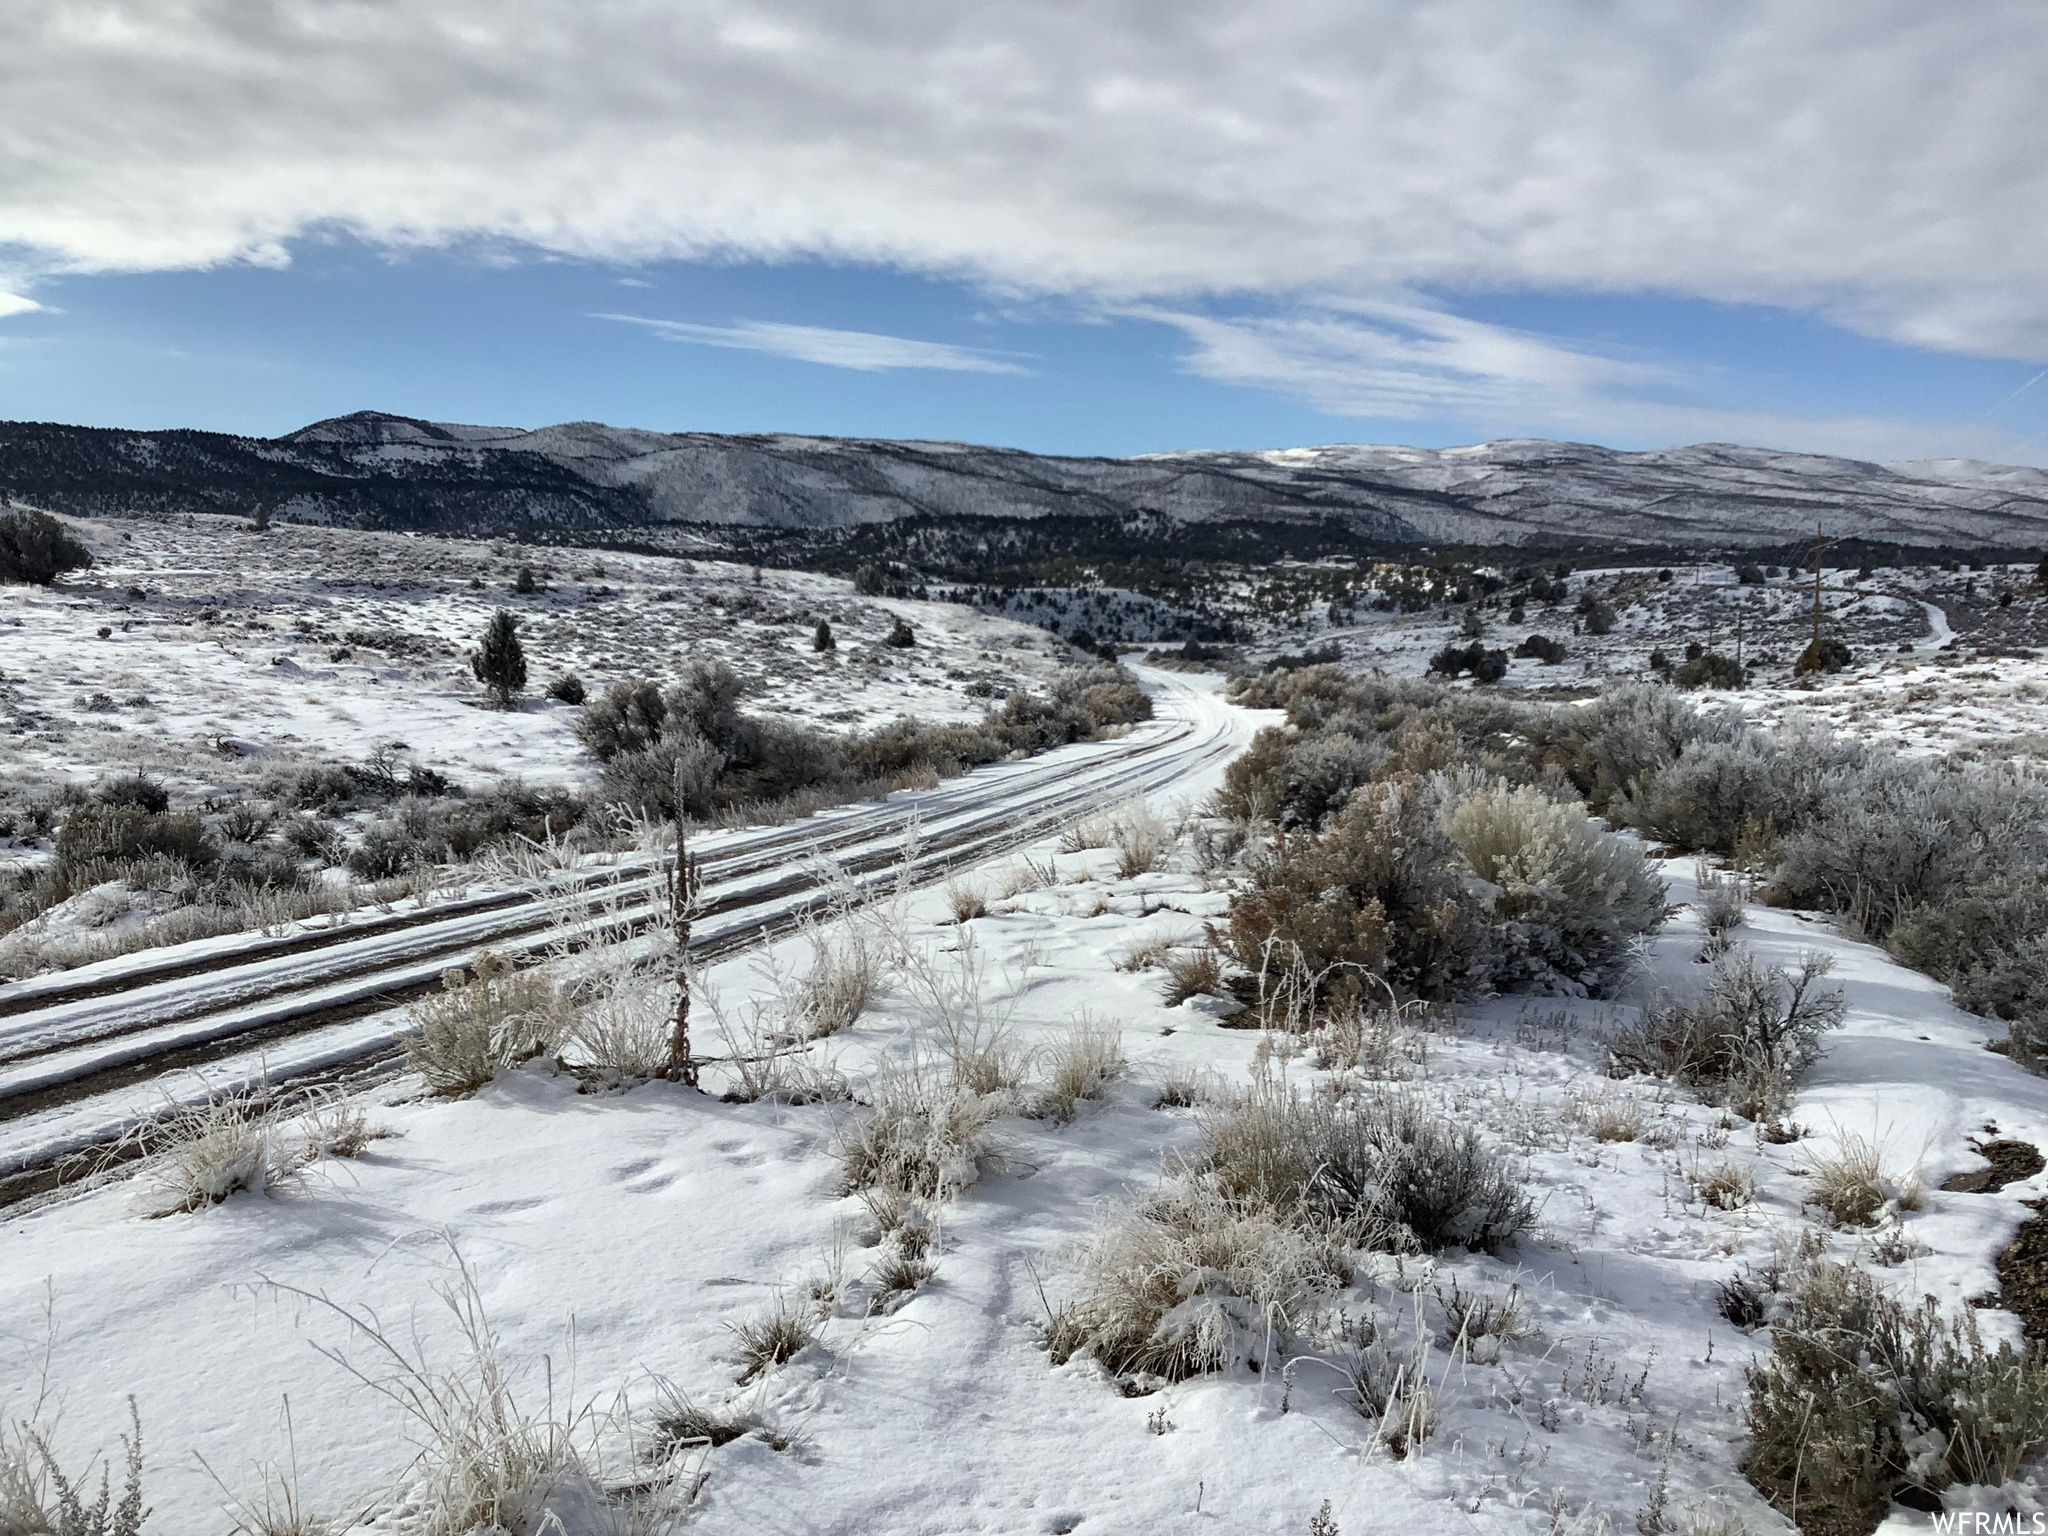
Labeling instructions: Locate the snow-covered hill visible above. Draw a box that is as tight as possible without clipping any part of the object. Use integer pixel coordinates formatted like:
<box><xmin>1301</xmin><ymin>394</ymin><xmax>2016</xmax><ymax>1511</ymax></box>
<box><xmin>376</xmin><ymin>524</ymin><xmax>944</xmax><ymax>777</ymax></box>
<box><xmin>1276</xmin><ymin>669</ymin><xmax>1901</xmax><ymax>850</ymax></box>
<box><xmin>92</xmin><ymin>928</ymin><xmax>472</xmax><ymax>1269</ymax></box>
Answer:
<box><xmin>6</xmin><ymin>411</ymin><xmax>2048</xmax><ymax>551</ymax></box>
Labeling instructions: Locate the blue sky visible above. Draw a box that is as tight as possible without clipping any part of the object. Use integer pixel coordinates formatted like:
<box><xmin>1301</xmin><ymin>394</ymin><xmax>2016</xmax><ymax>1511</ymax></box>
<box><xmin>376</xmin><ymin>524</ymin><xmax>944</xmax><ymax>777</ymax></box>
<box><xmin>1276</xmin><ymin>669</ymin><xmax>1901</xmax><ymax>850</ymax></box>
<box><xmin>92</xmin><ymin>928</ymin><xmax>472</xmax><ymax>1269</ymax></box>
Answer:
<box><xmin>2</xmin><ymin>1</ymin><xmax>2042</xmax><ymax>462</ymax></box>
<box><xmin>4</xmin><ymin>241</ymin><xmax>2043</xmax><ymax>462</ymax></box>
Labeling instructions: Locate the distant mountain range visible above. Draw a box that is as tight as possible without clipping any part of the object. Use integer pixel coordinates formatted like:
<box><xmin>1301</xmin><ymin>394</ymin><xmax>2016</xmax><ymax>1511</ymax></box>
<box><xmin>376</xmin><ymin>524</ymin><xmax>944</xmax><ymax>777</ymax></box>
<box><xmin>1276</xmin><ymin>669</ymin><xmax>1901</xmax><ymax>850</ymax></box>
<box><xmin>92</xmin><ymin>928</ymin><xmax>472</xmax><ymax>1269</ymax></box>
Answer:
<box><xmin>4</xmin><ymin>410</ymin><xmax>2046</xmax><ymax>559</ymax></box>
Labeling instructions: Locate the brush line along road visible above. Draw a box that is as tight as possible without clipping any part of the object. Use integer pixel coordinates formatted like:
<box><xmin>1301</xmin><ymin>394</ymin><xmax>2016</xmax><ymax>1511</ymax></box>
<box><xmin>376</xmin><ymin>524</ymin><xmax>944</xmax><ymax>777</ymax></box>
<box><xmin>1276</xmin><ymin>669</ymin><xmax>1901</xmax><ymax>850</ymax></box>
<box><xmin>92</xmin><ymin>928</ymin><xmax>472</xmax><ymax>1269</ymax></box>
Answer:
<box><xmin>0</xmin><ymin>670</ymin><xmax>1250</xmax><ymax>1201</ymax></box>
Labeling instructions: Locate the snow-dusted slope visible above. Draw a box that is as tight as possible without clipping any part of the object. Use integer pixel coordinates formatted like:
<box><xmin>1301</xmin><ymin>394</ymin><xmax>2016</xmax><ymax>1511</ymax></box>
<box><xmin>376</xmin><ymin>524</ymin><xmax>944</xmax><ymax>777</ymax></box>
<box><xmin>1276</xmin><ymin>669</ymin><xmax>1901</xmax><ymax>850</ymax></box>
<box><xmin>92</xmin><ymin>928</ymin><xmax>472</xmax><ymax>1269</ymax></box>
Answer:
<box><xmin>6</xmin><ymin>411</ymin><xmax>2047</xmax><ymax>550</ymax></box>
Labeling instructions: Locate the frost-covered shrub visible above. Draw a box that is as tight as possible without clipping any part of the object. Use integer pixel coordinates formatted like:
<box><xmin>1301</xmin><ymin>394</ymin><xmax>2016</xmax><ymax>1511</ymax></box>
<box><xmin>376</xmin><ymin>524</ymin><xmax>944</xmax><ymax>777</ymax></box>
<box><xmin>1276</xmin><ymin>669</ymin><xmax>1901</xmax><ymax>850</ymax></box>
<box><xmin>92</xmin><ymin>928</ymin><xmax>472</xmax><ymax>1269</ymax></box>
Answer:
<box><xmin>1610</xmin><ymin>947</ymin><xmax>1844</xmax><ymax>1120</ymax></box>
<box><xmin>1</xmin><ymin>1402</ymin><xmax>146</xmax><ymax>1536</ymax></box>
<box><xmin>1616</xmin><ymin>731</ymin><xmax>1838</xmax><ymax>856</ymax></box>
<box><xmin>1671</xmin><ymin>651</ymin><xmax>1745</xmax><ymax>690</ymax></box>
<box><xmin>564</xmin><ymin>978</ymin><xmax>674</xmax><ymax>1082</ymax></box>
<box><xmin>440</xmin><ymin>782</ymin><xmax>587</xmax><ymax>857</ymax></box>
<box><xmin>1046</xmin><ymin>1180</ymin><xmax>1341</xmax><ymax>1381</ymax></box>
<box><xmin>55</xmin><ymin>803</ymin><xmax>206</xmax><ymax>872</ymax></box>
<box><xmin>1949</xmin><ymin>936</ymin><xmax>2048</xmax><ymax>1065</ymax></box>
<box><xmin>784</xmin><ymin>912</ymin><xmax>883</xmax><ymax>1040</ymax></box>
<box><xmin>574</xmin><ymin>677</ymin><xmax>671</xmax><ymax>761</ymax></box>
<box><xmin>404</xmin><ymin>953</ymin><xmax>568</xmax><ymax>1096</ymax></box>
<box><xmin>347</xmin><ymin>820</ymin><xmax>433</xmax><ymax>879</ymax></box>
<box><xmin>1743</xmin><ymin>1261</ymin><xmax>2048</xmax><ymax>1536</ymax></box>
<box><xmin>1225</xmin><ymin>776</ymin><xmax>1492</xmax><ymax>1002</ymax></box>
<box><xmin>597</xmin><ymin>733</ymin><xmax>727</xmax><ymax>821</ymax></box>
<box><xmin>1441</xmin><ymin>781</ymin><xmax>1667</xmax><ymax>992</ymax></box>
<box><xmin>1549</xmin><ymin>683</ymin><xmax>1743</xmax><ymax>814</ymax></box>
<box><xmin>1769</xmin><ymin>760</ymin><xmax>2048</xmax><ymax>936</ymax></box>
<box><xmin>1201</xmin><ymin>1079</ymin><xmax>1534</xmax><ymax>1254</ymax></box>
<box><xmin>1213</xmin><ymin>728</ymin><xmax>1385</xmax><ymax>828</ymax></box>
<box><xmin>1693</xmin><ymin>865</ymin><xmax>1747</xmax><ymax>940</ymax></box>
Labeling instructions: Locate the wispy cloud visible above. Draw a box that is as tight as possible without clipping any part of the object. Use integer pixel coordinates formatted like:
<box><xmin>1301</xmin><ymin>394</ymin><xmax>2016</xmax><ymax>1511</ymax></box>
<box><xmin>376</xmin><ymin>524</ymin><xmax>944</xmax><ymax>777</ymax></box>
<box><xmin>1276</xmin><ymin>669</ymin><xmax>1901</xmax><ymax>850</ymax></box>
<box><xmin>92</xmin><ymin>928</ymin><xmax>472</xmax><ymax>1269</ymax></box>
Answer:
<box><xmin>594</xmin><ymin>313</ymin><xmax>1029</xmax><ymax>375</ymax></box>
<box><xmin>0</xmin><ymin>293</ymin><xmax>44</xmax><ymax>319</ymax></box>
<box><xmin>1139</xmin><ymin>298</ymin><xmax>2046</xmax><ymax>463</ymax></box>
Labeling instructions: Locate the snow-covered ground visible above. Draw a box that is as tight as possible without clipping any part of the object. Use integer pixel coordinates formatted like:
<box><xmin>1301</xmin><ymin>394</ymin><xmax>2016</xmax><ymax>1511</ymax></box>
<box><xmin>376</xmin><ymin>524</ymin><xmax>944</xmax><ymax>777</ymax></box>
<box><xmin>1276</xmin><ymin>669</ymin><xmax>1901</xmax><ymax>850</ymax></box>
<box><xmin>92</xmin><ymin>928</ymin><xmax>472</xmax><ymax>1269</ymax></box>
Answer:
<box><xmin>1276</xmin><ymin>560</ymin><xmax>2048</xmax><ymax>763</ymax></box>
<box><xmin>0</xmin><ymin>513</ymin><xmax>1067</xmax><ymax>802</ymax></box>
<box><xmin>3</xmin><ymin>676</ymin><xmax>2041</xmax><ymax>1534</ymax></box>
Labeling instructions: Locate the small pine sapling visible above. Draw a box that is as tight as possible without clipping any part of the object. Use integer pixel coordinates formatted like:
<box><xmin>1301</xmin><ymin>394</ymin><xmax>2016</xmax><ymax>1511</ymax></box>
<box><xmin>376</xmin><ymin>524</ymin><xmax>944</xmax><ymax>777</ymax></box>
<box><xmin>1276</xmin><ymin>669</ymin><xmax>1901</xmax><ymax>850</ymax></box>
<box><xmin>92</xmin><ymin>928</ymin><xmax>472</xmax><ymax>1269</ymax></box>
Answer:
<box><xmin>813</xmin><ymin>619</ymin><xmax>836</xmax><ymax>652</ymax></box>
<box><xmin>470</xmin><ymin>610</ymin><xmax>527</xmax><ymax>709</ymax></box>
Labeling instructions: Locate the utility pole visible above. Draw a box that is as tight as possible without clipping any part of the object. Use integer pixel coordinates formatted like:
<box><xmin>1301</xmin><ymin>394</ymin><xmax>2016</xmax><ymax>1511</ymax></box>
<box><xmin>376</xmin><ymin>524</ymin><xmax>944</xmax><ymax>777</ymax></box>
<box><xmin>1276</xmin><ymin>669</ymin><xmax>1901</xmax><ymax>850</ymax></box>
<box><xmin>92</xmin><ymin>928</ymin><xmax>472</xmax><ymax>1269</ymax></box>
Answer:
<box><xmin>1811</xmin><ymin>522</ymin><xmax>1826</xmax><ymax>656</ymax></box>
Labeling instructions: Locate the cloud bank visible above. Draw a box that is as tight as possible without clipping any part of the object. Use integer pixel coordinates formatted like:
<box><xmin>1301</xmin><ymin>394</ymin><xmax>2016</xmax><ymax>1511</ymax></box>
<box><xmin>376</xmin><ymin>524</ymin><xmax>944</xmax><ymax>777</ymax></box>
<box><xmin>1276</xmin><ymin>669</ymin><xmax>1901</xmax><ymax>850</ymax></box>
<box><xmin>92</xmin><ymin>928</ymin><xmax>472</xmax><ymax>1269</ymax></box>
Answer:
<box><xmin>2</xmin><ymin>0</ymin><xmax>2041</xmax><ymax>361</ymax></box>
<box><xmin>594</xmin><ymin>315</ymin><xmax>1028</xmax><ymax>374</ymax></box>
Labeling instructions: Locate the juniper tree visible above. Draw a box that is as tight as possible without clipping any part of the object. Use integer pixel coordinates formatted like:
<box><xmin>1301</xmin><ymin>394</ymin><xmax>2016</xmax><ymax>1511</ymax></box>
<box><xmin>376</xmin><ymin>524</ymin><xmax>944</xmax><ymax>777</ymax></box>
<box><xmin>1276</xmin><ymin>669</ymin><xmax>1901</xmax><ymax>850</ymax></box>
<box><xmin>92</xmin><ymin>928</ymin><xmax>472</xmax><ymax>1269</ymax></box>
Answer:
<box><xmin>0</xmin><ymin>508</ymin><xmax>93</xmax><ymax>585</ymax></box>
<box><xmin>813</xmin><ymin>619</ymin><xmax>836</xmax><ymax>651</ymax></box>
<box><xmin>471</xmin><ymin>610</ymin><xmax>527</xmax><ymax>709</ymax></box>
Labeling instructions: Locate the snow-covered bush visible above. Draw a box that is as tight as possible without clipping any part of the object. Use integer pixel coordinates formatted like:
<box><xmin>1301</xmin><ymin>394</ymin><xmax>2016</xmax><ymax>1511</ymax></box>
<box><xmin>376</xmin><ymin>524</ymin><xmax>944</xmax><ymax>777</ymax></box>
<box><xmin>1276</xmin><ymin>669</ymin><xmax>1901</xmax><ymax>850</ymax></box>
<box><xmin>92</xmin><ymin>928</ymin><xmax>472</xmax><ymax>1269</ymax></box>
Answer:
<box><xmin>403</xmin><ymin>953</ymin><xmax>568</xmax><ymax>1097</ymax></box>
<box><xmin>1609</xmin><ymin>946</ymin><xmax>1844</xmax><ymax>1121</ymax></box>
<box><xmin>1615</xmin><ymin>728</ymin><xmax>1850</xmax><ymax>856</ymax></box>
<box><xmin>1201</xmin><ymin>1078</ymin><xmax>1535</xmax><ymax>1254</ymax></box>
<box><xmin>1441</xmin><ymin>780</ymin><xmax>1667</xmax><ymax>992</ymax></box>
<box><xmin>1046</xmin><ymin>1180</ymin><xmax>1341</xmax><ymax>1382</ymax></box>
<box><xmin>1743</xmin><ymin>1261</ymin><xmax>2048</xmax><ymax>1535</ymax></box>
<box><xmin>1213</xmin><ymin>727</ymin><xmax>1385</xmax><ymax>829</ymax></box>
<box><xmin>1769</xmin><ymin>759</ymin><xmax>2048</xmax><ymax>938</ymax></box>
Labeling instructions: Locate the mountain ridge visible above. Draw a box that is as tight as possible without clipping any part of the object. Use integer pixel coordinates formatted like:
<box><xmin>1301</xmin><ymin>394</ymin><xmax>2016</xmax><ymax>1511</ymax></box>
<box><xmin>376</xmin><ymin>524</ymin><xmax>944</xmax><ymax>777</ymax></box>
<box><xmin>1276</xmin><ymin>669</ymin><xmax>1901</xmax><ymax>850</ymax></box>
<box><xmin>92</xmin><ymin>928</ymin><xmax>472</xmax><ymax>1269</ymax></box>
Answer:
<box><xmin>4</xmin><ymin>409</ymin><xmax>2045</xmax><ymax>555</ymax></box>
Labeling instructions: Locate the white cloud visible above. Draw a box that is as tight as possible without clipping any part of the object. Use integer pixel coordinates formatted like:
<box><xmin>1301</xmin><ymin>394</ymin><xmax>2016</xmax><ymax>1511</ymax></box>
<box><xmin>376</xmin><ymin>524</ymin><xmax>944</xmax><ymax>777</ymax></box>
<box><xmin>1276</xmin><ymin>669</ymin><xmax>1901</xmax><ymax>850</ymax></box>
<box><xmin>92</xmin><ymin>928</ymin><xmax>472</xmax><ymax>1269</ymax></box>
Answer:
<box><xmin>1145</xmin><ymin>301</ymin><xmax>2048</xmax><ymax>463</ymax></box>
<box><xmin>0</xmin><ymin>0</ymin><xmax>2039</xmax><ymax>358</ymax></box>
<box><xmin>594</xmin><ymin>314</ymin><xmax>1028</xmax><ymax>373</ymax></box>
<box><xmin>0</xmin><ymin>293</ymin><xmax>43</xmax><ymax>319</ymax></box>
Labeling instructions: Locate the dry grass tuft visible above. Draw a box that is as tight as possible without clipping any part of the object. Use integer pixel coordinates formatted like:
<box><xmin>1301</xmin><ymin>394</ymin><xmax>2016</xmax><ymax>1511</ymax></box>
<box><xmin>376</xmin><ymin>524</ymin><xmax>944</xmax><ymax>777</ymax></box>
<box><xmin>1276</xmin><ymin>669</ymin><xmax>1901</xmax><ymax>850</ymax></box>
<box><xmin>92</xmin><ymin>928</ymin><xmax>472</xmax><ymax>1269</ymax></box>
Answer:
<box><xmin>1034</xmin><ymin>1016</ymin><xmax>1128</xmax><ymax>1122</ymax></box>
<box><xmin>564</xmin><ymin>977</ymin><xmax>673</xmax><ymax>1082</ymax></box>
<box><xmin>1047</xmin><ymin>1180</ymin><xmax>1340</xmax><ymax>1381</ymax></box>
<box><xmin>1110</xmin><ymin>804</ymin><xmax>1175</xmax><ymax>879</ymax></box>
<box><xmin>122</xmin><ymin>1089</ymin><xmax>307</xmax><ymax>1216</ymax></box>
<box><xmin>1803</xmin><ymin>1131</ymin><xmax>1899</xmax><ymax>1228</ymax></box>
<box><xmin>1158</xmin><ymin>947</ymin><xmax>1225</xmax><ymax>1006</ymax></box>
<box><xmin>1691</xmin><ymin>1160</ymin><xmax>1756</xmax><ymax>1211</ymax></box>
<box><xmin>943</xmin><ymin>876</ymin><xmax>988</xmax><ymax>924</ymax></box>
<box><xmin>727</xmin><ymin>1299</ymin><xmax>821</xmax><ymax>1384</ymax></box>
<box><xmin>835</xmin><ymin>1059</ymin><xmax>1005</xmax><ymax>1199</ymax></box>
<box><xmin>404</xmin><ymin>952</ymin><xmax>568</xmax><ymax>1097</ymax></box>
